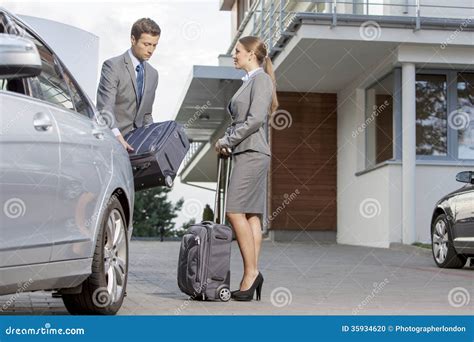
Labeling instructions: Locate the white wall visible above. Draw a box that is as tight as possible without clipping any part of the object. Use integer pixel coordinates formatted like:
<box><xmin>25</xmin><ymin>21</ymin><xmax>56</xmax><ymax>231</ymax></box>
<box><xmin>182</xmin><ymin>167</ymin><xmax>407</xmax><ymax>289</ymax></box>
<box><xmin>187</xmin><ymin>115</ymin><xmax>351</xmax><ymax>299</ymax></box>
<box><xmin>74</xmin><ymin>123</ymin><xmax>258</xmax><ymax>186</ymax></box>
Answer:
<box><xmin>337</xmin><ymin>85</ymin><xmax>392</xmax><ymax>248</ymax></box>
<box><xmin>337</xmin><ymin>43</ymin><xmax>474</xmax><ymax>248</ymax></box>
<box><xmin>19</xmin><ymin>15</ymin><xmax>99</xmax><ymax>100</ymax></box>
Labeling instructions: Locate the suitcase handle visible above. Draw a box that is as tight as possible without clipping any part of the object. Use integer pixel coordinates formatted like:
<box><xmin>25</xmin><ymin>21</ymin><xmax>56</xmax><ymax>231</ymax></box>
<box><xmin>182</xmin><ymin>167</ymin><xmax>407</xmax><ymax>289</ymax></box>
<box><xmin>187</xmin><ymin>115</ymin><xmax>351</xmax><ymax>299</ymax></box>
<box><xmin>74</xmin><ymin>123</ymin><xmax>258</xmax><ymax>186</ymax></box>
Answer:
<box><xmin>214</xmin><ymin>155</ymin><xmax>232</xmax><ymax>224</ymax></box>
<box><xmin>133</xmin><ymin>162</ymin><xmax>151</xmax><ymax>171</ymax></box>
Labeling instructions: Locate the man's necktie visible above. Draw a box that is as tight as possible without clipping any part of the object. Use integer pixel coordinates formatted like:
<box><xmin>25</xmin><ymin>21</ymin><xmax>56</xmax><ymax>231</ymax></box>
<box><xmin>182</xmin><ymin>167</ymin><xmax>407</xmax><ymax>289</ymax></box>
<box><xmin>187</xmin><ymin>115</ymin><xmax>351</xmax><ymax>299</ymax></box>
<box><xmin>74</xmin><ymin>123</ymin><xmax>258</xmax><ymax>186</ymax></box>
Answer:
<box><xmin>136</xmin><ymin>63</ymin><xmax>144</xmax><ymax>105</ymax></box>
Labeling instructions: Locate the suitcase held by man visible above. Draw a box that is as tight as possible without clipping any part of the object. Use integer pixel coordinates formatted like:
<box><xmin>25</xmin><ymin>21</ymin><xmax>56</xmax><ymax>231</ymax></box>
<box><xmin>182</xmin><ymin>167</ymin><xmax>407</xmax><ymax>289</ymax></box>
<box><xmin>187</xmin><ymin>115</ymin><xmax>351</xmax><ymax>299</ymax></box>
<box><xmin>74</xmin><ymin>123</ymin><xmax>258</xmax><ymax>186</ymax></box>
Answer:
<box><xmin>124</xmin><ymin>121</ymin><xmax>190</xmax><ymax>191</ymax></box>
<box><xmin>177</xmin><ymin>154</ymin><xmax>233</xmax><ymax>301</ymax></box>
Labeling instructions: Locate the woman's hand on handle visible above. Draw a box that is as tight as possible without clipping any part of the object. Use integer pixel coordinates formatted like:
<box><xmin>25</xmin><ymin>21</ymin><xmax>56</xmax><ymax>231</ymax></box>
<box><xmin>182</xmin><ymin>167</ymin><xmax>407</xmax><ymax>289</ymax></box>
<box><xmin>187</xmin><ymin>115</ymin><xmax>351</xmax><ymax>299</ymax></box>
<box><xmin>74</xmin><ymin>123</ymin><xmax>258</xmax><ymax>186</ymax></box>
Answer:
<box><xmin>215</xmin><ymin>139</ymin><xmax>231</xmax><ymax>157</ymax></box>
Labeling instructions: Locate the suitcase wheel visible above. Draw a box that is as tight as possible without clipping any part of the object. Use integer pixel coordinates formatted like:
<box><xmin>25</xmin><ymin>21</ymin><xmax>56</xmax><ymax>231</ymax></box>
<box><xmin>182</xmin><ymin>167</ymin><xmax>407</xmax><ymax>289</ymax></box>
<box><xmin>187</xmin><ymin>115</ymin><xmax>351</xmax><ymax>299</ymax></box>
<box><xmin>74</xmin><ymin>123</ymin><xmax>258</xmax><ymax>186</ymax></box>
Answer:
<box><xmin>165</xmin><ymin>175</ymin><xmax>173</xmax><ymax>187</ymax></box>
<box><xmin>217</xmin><ymin>286</ymin><xmax>231</xmax><ymax>302</ymax></box>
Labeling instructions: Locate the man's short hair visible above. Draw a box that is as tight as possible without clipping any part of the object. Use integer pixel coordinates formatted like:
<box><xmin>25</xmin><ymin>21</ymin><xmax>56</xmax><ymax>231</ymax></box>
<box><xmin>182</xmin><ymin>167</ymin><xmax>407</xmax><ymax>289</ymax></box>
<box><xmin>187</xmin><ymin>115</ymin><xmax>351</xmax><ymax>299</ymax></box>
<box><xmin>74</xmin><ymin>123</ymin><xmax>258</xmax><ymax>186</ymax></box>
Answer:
<box><xmin>131</xmin><ymin>18</ymin><xmax>161</xmax><ymax>40</ymax></box>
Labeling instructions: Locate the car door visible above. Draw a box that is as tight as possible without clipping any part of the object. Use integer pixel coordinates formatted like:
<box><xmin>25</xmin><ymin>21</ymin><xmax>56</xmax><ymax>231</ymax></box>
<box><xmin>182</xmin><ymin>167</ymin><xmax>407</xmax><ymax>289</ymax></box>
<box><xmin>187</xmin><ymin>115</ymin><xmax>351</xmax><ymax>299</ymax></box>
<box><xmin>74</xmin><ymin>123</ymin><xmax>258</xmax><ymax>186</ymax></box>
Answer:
<box><xmin>453</xmin><ymin>184</ymin><xmax>474</xmax><ymax>243</ymax></box>
<box><xmin>0</xmin><ymin>75</ymin><xmax>60</xmax><ymax>267</ymax></box>
<box><xmin>50</xmin><ymin>60</ymin><xmax>114</xmax><ymax>261</ymax></box>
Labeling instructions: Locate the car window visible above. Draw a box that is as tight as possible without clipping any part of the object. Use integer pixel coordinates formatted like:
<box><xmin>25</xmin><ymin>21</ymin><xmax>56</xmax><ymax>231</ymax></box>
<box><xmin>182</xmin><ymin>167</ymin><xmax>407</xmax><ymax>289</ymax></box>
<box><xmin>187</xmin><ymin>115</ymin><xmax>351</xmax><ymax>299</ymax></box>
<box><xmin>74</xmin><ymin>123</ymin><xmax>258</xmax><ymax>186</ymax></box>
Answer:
<box><xmin>61</xmin><ymin>66</ymin><xmax>95</xmax><ymax>118</ymax></box>
<box><xmin>0</xmin><ymin>12</ymin><xmax>23</xmax><ymax>35</ymax></box>
<box><xmin>0</xmin><ymin>78</ymin><xmax>27</xmax><ymax>95</ymax></box>
<box><xmin>20</xmin><ymin>30</ymin><xmax>76</xmax><ymax>112</ymax></box>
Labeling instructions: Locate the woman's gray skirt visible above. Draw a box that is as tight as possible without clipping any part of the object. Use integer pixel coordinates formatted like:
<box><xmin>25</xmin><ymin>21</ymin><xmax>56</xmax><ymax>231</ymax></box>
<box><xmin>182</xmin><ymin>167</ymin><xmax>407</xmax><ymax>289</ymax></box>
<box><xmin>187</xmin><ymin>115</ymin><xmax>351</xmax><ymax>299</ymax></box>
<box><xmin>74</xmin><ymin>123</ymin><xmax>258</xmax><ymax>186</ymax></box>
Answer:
<box><xmin>226</xmin><ymin>151</ymin><xmax>271</xmax><ymax>214</ymax></box>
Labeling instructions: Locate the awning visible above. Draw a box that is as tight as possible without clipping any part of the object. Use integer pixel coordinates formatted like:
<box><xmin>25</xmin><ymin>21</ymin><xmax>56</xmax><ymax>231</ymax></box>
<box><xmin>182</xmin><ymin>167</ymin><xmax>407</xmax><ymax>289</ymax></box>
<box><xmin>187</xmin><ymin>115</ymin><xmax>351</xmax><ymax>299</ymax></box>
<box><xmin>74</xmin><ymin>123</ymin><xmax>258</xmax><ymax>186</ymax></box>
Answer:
<box><xmin>174</xmin><ymin>65</ymin><xmax>244</xmax><ymax>183</ymax></box>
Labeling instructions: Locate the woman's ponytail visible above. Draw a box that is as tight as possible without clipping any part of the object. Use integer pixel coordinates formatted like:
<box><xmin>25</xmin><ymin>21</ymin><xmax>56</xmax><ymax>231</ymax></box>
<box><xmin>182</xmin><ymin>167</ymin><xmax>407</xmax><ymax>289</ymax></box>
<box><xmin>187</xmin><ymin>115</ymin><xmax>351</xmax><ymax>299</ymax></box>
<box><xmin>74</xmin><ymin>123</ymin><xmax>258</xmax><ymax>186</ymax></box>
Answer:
<box><xmin>263</xmin><ymin>56</ymin><xmax>279</xmax><ymax>115</ymax></box>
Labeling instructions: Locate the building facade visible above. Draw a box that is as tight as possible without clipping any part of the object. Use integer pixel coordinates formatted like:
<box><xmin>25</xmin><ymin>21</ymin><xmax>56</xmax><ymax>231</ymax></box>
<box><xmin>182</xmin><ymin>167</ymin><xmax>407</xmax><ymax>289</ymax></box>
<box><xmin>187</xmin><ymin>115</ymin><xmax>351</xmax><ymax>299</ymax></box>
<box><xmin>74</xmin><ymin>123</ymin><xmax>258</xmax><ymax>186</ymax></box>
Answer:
<box><xmin>175</xmin><ymin>0</ymin><xmax>474</xmax><ymax>247</ymax></box>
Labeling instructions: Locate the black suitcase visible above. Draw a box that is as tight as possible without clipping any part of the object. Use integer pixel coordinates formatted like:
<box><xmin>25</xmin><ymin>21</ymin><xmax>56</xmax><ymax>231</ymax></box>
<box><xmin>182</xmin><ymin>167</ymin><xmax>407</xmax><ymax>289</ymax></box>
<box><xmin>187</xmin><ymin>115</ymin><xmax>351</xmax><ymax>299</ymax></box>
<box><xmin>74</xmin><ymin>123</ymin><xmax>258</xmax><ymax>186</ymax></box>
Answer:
<box><xmin>177</xmin><ymin>155</ymin><xmax>233</xmax><ymax>301</ymax></box>
<box><xmin>124</xmin><ymin>121</ymin><xmax>190</xmax><ymax>191</ymax></box>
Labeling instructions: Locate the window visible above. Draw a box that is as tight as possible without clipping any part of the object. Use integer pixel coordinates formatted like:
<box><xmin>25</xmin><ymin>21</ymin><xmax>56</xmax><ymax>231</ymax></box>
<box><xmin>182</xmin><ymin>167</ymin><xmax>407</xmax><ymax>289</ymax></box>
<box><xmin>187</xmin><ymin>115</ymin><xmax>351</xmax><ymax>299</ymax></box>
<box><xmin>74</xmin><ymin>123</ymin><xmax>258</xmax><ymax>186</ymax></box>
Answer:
<box><xmin>61</xmin><ymin>64</ymin><xmax>94</xmax><ymax>118</ymax></box>
<box><xmin>456</xmin><ymin>73</ymin><xmax>474</xmax><ymax>160</ymax></box>
<box><xmin>365</xmin><ymin>71</ymin><xmax>395</xmax><ymax>167</ymax></box>
<box><xmin>416</xmin><ymin>74</ymin><xmax>448</xmax><ymax>156</ymax></box>
<box><xmin>0</xmin><ymin>12</ymin><xmax>22</xmax><ymax>35</ymax></box>
<box><xmin>363</xmin><ymin>69</ymin><xmax>473</xmax><ymax>169</ymax></box>
<box><xmin>22</xmin><ymin>30</ymin><xmax>75</xmax><ymax>111</ymax></box>
<box><xmin>0</xmin><ymin>78</ymin><xmax>27</xmax><ymax>95</ymax></box>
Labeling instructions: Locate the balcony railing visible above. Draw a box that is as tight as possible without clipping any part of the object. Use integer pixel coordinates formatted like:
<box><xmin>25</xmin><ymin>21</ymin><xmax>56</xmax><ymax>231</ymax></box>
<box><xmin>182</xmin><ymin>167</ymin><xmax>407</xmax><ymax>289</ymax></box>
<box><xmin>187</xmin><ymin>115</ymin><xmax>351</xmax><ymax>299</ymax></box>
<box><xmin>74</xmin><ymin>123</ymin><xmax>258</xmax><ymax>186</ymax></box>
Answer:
<box><xmin>227</xmin><ymin>0</ymin><xmax>474</xmax><ymax>57</ymax></box>
<box><xmin>181</xmin><ymin>141</ymin><xmax>205</xmax><ymax>171</ymax></box>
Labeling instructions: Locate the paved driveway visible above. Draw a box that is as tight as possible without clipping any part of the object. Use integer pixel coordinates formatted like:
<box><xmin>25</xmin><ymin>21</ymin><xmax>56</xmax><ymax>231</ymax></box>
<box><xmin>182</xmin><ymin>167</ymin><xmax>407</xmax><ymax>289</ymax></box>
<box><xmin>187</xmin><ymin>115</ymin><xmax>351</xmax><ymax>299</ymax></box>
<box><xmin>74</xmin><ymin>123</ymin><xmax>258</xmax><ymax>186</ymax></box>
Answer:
<box><xmin>1</xmin><ymin>239</ymin><xmax>473</xmax><ymax>315</ymax></box>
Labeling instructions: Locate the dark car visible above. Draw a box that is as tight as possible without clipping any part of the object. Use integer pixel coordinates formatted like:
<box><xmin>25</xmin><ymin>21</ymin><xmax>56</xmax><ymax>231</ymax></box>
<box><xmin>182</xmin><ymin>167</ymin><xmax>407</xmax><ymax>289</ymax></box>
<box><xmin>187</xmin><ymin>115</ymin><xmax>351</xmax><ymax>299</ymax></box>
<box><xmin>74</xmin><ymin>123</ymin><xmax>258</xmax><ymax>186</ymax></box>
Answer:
<box><xmin>431</xmin><ymin>171</ymin><xmax>474</xmax><ymax>268</ymax></box>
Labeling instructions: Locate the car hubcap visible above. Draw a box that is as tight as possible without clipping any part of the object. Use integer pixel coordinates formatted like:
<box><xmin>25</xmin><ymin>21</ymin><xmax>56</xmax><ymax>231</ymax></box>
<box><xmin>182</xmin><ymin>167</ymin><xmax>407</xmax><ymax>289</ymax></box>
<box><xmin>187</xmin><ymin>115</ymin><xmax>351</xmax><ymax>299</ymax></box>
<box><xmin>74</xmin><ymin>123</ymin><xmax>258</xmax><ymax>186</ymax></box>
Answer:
<box><xmin>103</xmin><ymin>209</ymin><xmax>127</xmax><ymax>305</ymax></box>
<box><xmin>433</xmin><ymin>219</ymin><xmax>449</xmax><ymax>264</ymax></box>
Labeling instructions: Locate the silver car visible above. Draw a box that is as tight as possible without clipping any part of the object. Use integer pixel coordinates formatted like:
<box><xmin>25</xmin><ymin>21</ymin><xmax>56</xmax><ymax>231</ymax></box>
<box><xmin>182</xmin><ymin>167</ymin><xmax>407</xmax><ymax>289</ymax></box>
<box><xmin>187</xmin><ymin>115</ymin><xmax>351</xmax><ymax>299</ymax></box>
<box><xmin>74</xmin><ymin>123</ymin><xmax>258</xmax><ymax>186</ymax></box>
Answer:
<box><xmin>0</xmin><ymin>9</ymin><xmax>135</xmax><ymax>315</ymax></box>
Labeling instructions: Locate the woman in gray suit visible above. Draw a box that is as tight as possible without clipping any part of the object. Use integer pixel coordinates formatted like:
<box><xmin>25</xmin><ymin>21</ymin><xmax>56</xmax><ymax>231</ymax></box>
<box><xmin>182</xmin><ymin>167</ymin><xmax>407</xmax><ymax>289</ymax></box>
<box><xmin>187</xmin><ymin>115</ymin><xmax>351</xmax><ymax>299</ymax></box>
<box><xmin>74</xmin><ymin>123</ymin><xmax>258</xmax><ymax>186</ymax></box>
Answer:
<box><xmin>215</xmin><ymin>36</ymin><xmax>278</xmax><ymax>301</ymax></box>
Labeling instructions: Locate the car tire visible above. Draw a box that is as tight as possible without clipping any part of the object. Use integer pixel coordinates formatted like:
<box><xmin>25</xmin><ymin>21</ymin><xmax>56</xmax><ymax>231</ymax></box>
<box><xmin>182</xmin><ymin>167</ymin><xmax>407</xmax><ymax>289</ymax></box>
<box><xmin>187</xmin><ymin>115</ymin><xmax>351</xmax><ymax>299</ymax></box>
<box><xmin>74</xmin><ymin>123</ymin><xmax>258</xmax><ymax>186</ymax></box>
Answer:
<box><xmin>431</xmin><ymin>214</ymin><xmax>467</xmax><ymax>269</ymax></box>
<box><xmin>62</xmin><ymin>196</ymin><xmax>129</xmax><ymax>315</ymax></box>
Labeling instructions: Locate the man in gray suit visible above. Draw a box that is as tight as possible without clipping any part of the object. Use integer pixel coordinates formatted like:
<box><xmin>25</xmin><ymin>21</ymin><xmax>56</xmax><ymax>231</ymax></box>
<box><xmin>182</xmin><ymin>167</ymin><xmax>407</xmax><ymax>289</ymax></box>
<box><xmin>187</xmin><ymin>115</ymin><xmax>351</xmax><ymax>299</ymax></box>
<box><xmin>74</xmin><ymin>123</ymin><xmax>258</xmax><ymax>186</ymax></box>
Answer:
<box><xmin>97</xmin><ymin>18</ymin><xmax>161</xmax><ymax>151</ymax></box>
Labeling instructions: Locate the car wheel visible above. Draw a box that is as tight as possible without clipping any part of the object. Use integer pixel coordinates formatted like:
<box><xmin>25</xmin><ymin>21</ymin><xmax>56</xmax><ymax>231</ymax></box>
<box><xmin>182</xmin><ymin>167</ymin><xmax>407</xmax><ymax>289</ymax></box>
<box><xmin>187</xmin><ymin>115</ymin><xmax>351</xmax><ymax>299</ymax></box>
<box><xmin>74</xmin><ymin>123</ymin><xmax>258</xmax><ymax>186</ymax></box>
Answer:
<box><xmin>62</xmin><ymin>196</ymin><xmax>129</xmax><ymax>314</ymax></box>
<box><xmin>431</xmin><ymin>214</ymin><xmax>467</xmax><ymax>269</ymax></box>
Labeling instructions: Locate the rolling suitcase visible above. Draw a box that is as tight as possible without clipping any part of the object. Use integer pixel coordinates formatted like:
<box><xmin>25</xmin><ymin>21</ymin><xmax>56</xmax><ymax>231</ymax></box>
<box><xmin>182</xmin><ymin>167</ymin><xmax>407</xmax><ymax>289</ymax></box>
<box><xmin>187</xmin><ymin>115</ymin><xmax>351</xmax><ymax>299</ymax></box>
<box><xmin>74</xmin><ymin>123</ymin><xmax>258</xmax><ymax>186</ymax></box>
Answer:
<box><xmin>124</xmin><ymin>121</ymin><xmax>190</xmax><ymax>191</ymax></box>
<box><xmin>177</xmin><ymin>154</ymin><xmax>233</xmax><ymax>301</ymax></box>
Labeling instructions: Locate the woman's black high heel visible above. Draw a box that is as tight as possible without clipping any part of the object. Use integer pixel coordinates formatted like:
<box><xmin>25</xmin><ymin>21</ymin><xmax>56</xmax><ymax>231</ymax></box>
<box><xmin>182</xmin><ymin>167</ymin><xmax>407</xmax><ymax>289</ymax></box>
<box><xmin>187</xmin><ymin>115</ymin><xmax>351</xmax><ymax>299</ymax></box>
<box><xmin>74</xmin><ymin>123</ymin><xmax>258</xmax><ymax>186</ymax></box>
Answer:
<box><xmin>232</xmin><ymin>272</ymin><xmax>264</xmax><ymax>301</ymax></box>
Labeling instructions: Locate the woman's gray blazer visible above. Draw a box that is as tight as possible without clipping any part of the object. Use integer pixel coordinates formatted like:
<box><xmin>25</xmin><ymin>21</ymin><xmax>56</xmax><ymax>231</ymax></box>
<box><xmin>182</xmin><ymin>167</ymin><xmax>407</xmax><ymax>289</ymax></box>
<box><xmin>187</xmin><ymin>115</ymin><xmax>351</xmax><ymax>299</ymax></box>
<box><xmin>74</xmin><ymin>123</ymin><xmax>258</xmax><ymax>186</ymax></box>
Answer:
<box><xmin>218</xmin><ymin>69</ymin><xmax>273</xmax><ymax>155</ymax></box>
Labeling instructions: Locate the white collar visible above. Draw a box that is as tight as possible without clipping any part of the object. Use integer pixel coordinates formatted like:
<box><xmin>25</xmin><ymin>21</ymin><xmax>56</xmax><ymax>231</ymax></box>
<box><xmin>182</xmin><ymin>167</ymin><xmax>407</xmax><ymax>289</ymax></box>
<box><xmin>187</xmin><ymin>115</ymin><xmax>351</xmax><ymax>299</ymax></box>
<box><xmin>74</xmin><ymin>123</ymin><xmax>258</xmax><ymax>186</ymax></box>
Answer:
<box><xmin>241</xmin><ymin>67</ymin><xmax>263</xmax><ymax>82</ymax></box>
<box><xmin>128</xmin><ymin>49</ymin><xmax>143</xmax><ymax>71</ymax></box>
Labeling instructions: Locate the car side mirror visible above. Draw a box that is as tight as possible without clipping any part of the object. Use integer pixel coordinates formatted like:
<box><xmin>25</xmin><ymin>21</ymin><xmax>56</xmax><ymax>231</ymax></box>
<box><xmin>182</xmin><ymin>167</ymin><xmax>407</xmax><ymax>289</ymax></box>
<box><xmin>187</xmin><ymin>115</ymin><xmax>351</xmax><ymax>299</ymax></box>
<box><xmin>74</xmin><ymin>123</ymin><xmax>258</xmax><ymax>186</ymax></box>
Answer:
<box><xmin>455</xmin><ymin>171</ymin><xmax>474</xmax><ymax>184</ymax></box>
<box><xmin>0</xmin><ymin>34</ymin><xmax>41</xmax><ymax>79</ymax></box>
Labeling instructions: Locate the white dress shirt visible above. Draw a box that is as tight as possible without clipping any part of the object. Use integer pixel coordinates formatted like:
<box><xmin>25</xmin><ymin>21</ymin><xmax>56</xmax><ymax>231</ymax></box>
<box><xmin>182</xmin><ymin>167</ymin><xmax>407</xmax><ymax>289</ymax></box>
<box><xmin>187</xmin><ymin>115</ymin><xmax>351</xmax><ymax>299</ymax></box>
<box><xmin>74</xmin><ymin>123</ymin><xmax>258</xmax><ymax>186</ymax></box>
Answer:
<box><xmin>111</xmin><ymin>49</ymin><xmax>145</xmax><ymax>137</ymax></box>
<box><xmin>241</xmin><ymin>67</ymin><xmax>263</xmax><ymax>82</ymax></box>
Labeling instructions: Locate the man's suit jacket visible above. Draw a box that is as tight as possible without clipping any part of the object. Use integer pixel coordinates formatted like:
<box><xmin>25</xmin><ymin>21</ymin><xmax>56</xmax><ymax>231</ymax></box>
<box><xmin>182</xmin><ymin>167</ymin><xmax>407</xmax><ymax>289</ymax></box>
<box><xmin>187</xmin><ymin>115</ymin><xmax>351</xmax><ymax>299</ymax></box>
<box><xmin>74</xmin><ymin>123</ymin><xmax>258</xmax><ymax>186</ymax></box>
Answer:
<box><xmin>96</xmin><ymin>51</ymin><xmax>158</xmax><ymax>136</ymax></box>
<box><xmin>219</xmin><ymin>69</ymin><xmax>272</xmax><ymax>155</ymax></box>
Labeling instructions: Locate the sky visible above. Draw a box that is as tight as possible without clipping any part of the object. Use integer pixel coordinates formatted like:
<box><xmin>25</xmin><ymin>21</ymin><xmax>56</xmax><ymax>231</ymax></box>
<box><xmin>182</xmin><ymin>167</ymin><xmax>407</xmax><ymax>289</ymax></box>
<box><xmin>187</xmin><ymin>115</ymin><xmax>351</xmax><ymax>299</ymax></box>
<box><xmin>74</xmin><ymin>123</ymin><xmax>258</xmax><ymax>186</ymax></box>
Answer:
<box><xmin>2</xmin><ymin>0</ymin><xmax>232</xmax><ymax>229</ymax></box>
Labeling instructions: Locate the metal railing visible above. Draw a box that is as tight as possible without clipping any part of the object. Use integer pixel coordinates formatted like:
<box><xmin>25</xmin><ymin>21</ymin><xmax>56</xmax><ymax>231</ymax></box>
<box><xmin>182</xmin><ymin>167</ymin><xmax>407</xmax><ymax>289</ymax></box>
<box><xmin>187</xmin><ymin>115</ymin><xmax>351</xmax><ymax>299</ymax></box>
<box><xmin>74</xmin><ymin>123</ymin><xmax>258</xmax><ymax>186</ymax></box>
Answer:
<box><xmin>227</xmin><ymin>0</ymin><xmax>474</xmax><ymax>57</ymax></box>
<box><xmin>182</xmin><ymin>141</ymin><xmax>205</xmax><ymax>171</ymax></box>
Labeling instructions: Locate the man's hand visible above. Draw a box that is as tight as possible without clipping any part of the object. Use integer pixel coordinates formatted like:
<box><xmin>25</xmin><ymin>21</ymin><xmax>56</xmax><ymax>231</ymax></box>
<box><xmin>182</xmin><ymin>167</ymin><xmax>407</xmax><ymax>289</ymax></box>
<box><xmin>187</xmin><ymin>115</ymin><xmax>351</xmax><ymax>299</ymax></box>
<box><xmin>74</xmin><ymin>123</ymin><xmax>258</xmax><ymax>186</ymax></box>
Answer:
<box><xmin>117</xmin><ymin>134</ymin><xmax>134</xmax><ymax>152</ymax></box>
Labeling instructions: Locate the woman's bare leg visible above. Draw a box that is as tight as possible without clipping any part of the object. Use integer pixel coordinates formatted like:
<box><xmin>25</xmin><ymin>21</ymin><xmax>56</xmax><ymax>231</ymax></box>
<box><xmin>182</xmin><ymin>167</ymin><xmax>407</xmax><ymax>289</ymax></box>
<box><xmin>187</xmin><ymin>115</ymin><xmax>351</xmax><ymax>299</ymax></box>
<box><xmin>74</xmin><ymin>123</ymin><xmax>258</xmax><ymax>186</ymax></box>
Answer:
<box><xmin>246</xmin><ymin>214</ymin><xmax>262</xmax><ymax>267</ymax></box>
<box><xmin>227</xmin><ymin>212</ymin><xmax>259</xmax><ymax>291</ymax></box>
